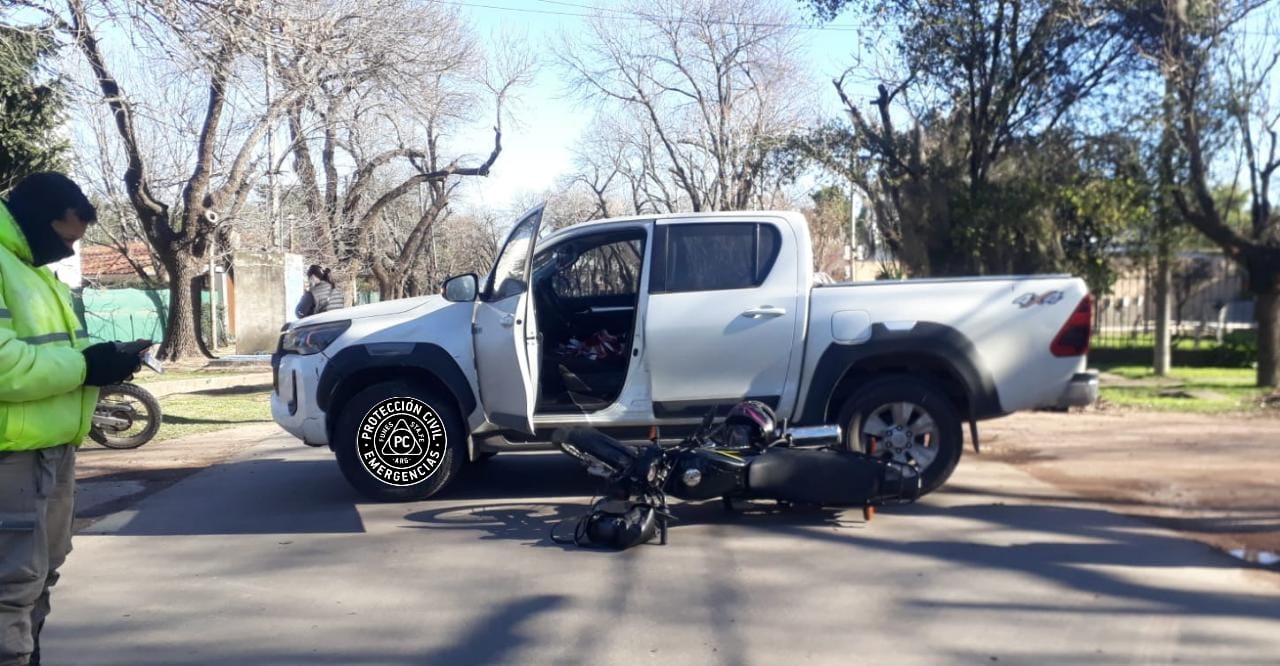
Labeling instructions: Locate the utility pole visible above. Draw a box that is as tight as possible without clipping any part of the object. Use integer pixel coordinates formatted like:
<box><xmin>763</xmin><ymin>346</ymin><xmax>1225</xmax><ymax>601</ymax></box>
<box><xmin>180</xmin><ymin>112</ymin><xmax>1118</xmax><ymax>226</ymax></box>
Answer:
<box><xmin>265</xmin><ymin>9</ymin><xmax>281</xmax><ymax>248</ymax></box>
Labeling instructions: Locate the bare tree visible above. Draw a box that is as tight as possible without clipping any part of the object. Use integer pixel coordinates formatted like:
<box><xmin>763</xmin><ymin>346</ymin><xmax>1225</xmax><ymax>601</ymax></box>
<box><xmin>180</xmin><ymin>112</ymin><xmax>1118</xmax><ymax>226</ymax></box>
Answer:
<box><xmin>559</xmin><ymin>0</ymin><xmax>810</xmax><ymax>212</ymax></box>
<box><xmin>431</xmin><ymin>208</ymin><xmax>503</xmax><ymax>283</ymax></box>
<box><xmin>5</xmin><ymin>0</ymin><xmax>349</xmax><ymax>359</ymax></box>
<box><xmin>275</xmin><ymin>0</ymin><xmax>531</xmax><ymax>299</ymax></box>
<box><xmin>567</xmin><ymin>119</ymin><xmax>628</xmax><ymax>220</ymax></box>
<box><xmin>72</xmin><ymin>104</ymin><xmax>164</xmax><ymax>288</ymax></box>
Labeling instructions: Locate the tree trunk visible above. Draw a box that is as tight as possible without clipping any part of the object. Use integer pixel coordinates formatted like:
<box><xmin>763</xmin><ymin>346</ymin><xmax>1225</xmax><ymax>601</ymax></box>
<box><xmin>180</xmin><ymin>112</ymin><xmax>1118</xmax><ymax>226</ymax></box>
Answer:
<box><xmin>1257</xmin><ymin>288</ymin><xmax>1279</xmax><ymax>388</ymax></box>
<box><xmin>158</xmin><ymin>256</ymin><xmax>205</xmax><ymax>361</ymax></box>
<box><xmin>371</xmin><ymin>259</ymin><xmax>396</xmax><ymax>302</ymax></box>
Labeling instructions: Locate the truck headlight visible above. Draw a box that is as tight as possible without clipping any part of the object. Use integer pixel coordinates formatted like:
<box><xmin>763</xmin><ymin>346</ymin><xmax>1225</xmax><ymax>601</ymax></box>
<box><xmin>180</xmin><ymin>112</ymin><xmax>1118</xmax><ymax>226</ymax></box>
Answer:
<box><xmin>281</xmin><ymin>320</ymin><xmax>350</xmax><ymax>355</ymax></box>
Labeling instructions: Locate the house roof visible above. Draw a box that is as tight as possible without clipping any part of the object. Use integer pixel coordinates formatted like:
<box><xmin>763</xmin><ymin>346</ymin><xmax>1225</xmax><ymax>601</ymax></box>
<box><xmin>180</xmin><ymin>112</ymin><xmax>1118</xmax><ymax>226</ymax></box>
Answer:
<box><xmin>81</xmin><ymin>241</ymin><xmax>155</xmax><ymax>278</ymax></box>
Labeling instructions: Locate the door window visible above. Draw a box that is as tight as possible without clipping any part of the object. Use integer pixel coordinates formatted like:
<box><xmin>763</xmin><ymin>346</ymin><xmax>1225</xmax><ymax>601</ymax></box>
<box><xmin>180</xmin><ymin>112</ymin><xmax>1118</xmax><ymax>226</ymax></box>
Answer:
<box><xmin>651</xmin><ymin>223</ymin><xmax>780</xmax><ymax>293</ymax></box>
<box><xmin>551</xmin><ymin>238</ymin><xmax>644</xmax><ymax>299</ymax></box>
<box><xmin>483</xmin><ymin>207</ymin><xmax>544</xmax><ymax>301</ymax></box>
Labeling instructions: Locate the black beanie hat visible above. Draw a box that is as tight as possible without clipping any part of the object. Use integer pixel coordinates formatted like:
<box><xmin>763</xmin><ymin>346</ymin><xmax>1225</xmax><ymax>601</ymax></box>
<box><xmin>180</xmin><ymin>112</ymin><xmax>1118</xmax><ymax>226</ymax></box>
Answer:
<box><xmin>3</xmin><ymin>172</ymin><xmax>97</xmax><ymax>266</ymax></box>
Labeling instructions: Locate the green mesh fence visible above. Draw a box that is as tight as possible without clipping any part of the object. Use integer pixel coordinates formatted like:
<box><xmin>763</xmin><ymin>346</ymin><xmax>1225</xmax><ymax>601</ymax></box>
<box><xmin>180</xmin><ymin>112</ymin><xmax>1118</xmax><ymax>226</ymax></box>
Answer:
<box><xmin>76</xmin><ymin>288</ymin><xmax>212</xmax><ymax>343</ymax></box>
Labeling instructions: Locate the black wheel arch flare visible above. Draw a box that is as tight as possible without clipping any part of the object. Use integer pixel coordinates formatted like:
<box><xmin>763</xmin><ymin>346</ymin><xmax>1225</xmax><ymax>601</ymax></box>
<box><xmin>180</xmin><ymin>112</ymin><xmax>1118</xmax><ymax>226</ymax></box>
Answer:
<box><xmin>317</xmin><ymin>343</ymin><xmax>477</xmax><ymax>438</ymax></box>
<box><xmin>796</xmin><ymin>322</ymin><xmax>1004</xmax><ymax>426</ymax></box>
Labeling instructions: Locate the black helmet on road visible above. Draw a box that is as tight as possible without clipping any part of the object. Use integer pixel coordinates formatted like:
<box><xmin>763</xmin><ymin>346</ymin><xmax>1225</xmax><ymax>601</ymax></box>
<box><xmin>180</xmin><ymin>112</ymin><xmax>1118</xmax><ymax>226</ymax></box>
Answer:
<box><xmin>723</xmin><ymin>400</ymin><xmax>777</xmax><ymax>448</ymax></box>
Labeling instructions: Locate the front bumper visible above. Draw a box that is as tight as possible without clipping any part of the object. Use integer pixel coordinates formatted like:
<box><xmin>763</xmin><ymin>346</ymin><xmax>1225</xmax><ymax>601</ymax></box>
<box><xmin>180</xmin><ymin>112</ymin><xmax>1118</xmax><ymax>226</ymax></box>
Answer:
<box><xmin>270</xmin><ymin>352</ymin><xmax>329</xmax><ymax>446</ymax></box>
<box><xmin>1057</xmin><ymin>371</ymin><xmax>1099</xmax><ymax>408</ymax></box>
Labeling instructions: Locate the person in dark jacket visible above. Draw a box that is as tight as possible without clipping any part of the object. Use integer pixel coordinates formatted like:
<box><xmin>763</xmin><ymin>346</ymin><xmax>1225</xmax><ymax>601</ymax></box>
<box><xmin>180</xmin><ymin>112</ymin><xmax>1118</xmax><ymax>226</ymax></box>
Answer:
<box><xmin>295</xmin><ymin>264</ymin><xmax>344</xmax><ymax>318</ymax></box>
<box><xmin>1</xmin><ymin>173</ymin><xmax>147</xmax><ymax>666</ymax></box>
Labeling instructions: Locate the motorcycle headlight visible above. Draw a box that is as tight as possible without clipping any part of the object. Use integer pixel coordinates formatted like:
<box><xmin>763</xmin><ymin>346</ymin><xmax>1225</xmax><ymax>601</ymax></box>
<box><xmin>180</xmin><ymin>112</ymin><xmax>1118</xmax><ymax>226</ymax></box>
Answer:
<box><xmin>281</xmin><ymin>320</ymin><xmax>350</xmax><ymax>355</ymax></box>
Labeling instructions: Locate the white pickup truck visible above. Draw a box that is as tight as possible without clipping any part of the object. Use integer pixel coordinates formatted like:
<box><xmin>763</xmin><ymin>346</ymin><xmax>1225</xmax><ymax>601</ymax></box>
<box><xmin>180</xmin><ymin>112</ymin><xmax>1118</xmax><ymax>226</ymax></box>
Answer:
<box><xmin>271</xmin><ymin>206</ymin><xmax>1097</xmax><ymax>501</ymax></box>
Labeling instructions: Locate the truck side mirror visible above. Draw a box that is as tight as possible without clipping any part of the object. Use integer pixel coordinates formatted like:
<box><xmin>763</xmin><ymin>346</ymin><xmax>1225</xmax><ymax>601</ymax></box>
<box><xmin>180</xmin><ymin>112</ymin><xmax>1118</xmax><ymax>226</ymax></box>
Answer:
<box><xmin>443</xmin><ymin>273</ymin><xmax>479</xmax><ymax>302</ymax></box>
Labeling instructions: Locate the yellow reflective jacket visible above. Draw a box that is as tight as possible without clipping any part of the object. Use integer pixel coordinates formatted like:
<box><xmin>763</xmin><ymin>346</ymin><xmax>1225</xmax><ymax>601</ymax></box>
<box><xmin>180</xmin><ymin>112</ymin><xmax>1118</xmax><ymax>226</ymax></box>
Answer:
<box><xmin>0</xmin><ymin>201</ymin><xmax>98</xmax><ymax>451</ymax></box>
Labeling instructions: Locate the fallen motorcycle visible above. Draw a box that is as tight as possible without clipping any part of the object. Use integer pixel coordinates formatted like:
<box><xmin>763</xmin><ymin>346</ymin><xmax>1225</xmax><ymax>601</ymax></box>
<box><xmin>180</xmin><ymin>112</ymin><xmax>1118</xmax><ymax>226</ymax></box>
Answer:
<box><xmin>551</xmin><ymin>401</ymin><xmax>923</xmax><ymax>549</ymax></box>
<box><xmin>89</xmin><ymin>344</ymin><xmax>164</xmax><ymax>449</ymax></box>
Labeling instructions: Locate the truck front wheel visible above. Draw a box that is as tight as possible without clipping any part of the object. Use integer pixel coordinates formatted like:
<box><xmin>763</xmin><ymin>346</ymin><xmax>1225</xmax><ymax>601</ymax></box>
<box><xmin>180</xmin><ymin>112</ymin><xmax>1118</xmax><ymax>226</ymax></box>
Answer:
<box><xmin>332</xmin><ymin>381</ymin><xmax>465</xmax><ymax>502</ymax></box>
<box><xmin>837</xmin><ymin>376</ymin><xmax>963</xmax><ymax>496</ymax></box>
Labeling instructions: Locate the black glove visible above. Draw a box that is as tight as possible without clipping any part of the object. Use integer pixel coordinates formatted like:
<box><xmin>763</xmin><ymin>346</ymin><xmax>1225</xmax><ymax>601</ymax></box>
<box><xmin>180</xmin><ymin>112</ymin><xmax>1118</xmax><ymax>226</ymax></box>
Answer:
<box><xmin>82</xmin><ymin>340</ymin><xmax>149</xmax><ymax>387</ymax></box>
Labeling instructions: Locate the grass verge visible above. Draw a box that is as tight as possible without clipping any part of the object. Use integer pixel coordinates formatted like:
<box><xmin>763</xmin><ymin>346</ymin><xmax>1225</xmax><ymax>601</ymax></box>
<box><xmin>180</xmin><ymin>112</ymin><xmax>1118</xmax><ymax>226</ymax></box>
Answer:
<box><xmin>1095</xmin><ymin>364</ymin><xmax>1274</xmax><ymax>414</ymax></box>
<box><xmin>155</xmin><ymin>384</ymin><xmax>273</xmax><ymax>442</ymax></box>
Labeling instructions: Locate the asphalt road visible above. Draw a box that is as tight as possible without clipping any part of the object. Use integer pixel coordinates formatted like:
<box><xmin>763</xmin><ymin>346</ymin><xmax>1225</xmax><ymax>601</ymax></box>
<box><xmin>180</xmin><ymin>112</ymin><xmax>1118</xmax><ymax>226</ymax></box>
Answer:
<box><xmin>45</xmin><ymin>430</ymin><xmax>1280</xmax><ymax>665</ymax></box>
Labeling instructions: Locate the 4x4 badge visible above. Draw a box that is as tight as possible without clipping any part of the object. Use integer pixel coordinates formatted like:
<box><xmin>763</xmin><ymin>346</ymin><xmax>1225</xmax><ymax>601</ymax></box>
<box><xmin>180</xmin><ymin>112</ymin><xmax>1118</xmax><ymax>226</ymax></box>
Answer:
<box><xmin>1013</xmin><ymin>290</ymin><xmax>1064</xmax><ymax>308</ymax></box>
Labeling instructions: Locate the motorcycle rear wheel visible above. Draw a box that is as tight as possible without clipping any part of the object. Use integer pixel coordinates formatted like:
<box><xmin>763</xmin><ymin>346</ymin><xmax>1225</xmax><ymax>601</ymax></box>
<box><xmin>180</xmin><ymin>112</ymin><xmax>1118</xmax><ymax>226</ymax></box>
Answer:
<box><xmin>90</xmin><ymin>383</ymin><xmax>162</xmax><ymax>449</ymax></box>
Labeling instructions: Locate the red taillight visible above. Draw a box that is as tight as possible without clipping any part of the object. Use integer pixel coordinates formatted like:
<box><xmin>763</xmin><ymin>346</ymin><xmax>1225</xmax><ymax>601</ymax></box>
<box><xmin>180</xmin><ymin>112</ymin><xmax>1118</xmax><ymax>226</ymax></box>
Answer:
<box><xmin>1050</xmin><ymin>295</ymin><xmax>1093</xmax><ymax>357</ymax></box>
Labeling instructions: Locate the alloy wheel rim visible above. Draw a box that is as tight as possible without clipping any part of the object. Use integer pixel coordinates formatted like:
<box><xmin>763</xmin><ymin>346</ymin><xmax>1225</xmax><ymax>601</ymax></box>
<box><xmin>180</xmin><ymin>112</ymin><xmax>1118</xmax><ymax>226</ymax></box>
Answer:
<box><xmin>855</xmin><ymin>401</ymin><xmax>940</xmax><ymax>469</ymax></box>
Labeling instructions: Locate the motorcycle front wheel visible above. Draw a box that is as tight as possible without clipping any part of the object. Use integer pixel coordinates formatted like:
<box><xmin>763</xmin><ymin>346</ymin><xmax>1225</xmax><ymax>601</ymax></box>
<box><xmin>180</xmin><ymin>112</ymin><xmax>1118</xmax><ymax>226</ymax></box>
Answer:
<box><xmin>90</xmin><ymin>383</ymin><xmax>163</xmax><ymax>449</ymax></box>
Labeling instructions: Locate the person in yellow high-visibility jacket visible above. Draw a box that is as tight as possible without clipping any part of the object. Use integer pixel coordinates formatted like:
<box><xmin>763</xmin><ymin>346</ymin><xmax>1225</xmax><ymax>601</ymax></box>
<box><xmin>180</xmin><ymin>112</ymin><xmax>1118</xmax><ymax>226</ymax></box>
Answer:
<box><xmin>0</xmin><ymin>173</ymin><xmax>149</xmax><ymax>666</ymax></box>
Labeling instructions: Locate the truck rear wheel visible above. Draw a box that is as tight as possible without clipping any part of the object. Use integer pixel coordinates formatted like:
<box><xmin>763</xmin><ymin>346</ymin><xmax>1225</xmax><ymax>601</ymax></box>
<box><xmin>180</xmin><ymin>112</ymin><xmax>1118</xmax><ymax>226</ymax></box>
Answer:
<box><xmin>332</xmin><ymin>381</ymin><xmax>465</xmax><ymax>502</ymax></box>
<box><xmin>837</xmin><ymin>376</ymin><xmax>963</xmax><ymax>496</ymax></box>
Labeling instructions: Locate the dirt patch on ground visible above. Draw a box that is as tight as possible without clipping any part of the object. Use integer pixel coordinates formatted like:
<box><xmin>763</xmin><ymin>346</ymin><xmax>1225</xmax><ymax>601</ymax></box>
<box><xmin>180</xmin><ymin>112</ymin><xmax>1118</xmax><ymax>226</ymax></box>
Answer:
<box><xmin>979</xmin><ymin>409</ymin><xmax>1280</xmax><ymax>564</ymax></box>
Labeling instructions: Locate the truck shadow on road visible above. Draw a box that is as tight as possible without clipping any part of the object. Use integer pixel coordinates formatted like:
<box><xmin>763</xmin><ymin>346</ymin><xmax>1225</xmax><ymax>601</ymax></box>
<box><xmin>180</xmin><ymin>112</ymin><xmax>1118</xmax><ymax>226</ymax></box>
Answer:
<box><xmin>79</xmin><ymin>452</ymin><xmax>605</xmax><ymax>537</ymax></box>
<box><xmin>406</xmin><ymin>453</ymin><xmax>865</xmax><ymax>549</ymax></box>
<box><xmin>450</xmin><ymin>453</ymin><xmax>606</xmax><ymax>499</ymax></box>
<box><xmin>78</xmin><ymin>457</ymin><xmax>368</xmax><ymax>536</ymax></box>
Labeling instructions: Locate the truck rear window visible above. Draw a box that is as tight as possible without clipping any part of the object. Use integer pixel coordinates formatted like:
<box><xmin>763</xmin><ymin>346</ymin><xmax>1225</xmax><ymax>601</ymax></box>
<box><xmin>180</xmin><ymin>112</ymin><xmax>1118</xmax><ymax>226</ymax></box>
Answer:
<box><xmin>651</xmin><ymin>223</ymin><xmax>781</xmax><ymax>293</ymax></box>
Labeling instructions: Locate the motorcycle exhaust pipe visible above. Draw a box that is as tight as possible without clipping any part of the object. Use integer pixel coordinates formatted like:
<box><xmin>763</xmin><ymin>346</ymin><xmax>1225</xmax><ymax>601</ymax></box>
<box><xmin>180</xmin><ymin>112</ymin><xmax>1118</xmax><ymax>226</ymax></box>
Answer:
<box><xmin>787</xmin><ymin>424</ymin><xmax>842</xmax><ymax>447</ymax></box>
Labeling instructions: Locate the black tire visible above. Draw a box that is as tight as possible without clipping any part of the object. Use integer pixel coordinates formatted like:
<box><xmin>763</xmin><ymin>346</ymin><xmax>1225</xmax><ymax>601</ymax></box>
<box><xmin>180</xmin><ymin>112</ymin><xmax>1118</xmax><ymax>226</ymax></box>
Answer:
<box><xmin>837</xmin><ymin>375</ymin><xmax>963</xmax><ymax>496</ymax></box>
<box><xmin>332</xmin><ymin>381</ymin><xmax>465</xmax><ymax>502</ymax></box>
<box><xmin>90</xmin><ymin>383</ymin><xmax>162</xmax><ymax>449</ymax></box>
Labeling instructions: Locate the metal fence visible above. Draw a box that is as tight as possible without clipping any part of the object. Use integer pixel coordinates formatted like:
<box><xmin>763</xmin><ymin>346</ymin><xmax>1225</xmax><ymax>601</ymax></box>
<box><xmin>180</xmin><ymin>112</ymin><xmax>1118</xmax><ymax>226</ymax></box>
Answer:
<box><xmin>1093</xmin><ymin>252</ymin><xmax>1254</xmax><ymax>348</ymax></box>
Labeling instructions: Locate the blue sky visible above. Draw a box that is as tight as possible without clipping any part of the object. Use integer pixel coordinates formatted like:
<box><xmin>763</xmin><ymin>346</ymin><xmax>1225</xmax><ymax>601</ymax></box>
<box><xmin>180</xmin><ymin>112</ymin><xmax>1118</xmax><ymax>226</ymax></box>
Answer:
<box><xmin>445</xmin><ymin>0</ymin><xmax>868</xmax><ymax>212</ymax></box>
<box><xmin>446</xmin><ymin>0</ymin><xmax>1280</xmax><ymax>215</ymax></box>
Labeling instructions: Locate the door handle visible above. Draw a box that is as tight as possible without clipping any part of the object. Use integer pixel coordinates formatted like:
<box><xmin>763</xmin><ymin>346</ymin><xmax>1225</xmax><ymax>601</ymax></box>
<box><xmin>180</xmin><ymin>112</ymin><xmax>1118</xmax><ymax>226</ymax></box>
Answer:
<box><xmin>501</xmin><ymin>313</ymin><xmax>516</xmax><ymax>328</ymax></box>
<box><xmin>741</xmin><ymin>306</ymin><xmax>786</xmax><ymax>319</ymax></box>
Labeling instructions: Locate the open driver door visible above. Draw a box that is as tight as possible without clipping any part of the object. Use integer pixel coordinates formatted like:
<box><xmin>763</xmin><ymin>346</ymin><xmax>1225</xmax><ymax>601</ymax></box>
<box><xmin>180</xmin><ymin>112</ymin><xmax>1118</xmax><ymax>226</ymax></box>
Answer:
<box><xmin>472</xmin><ymin>205</ymin><xmax>545</xmax><ymax>434</ymax></box>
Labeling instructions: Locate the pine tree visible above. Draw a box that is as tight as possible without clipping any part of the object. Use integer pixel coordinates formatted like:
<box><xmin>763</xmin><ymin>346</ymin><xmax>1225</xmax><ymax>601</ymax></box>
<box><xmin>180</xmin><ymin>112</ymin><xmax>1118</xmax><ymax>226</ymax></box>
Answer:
<box><xmin>0</xmin><ymin>25</ymin><xmax>66</xmax><ymax>193</ymax></box>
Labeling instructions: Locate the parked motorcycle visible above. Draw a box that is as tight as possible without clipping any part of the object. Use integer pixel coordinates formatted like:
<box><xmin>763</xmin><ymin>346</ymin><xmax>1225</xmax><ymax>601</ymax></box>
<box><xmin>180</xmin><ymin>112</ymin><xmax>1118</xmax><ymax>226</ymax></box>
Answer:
<box><xmin>551</xmin><ymin>402</ymin><xmax>924</xmax><ymax>549</ymax></box>
<box><xmin>89</xmin><ymin>345</ymin><xmax>164</xmax><ymax>450</ymax></box>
